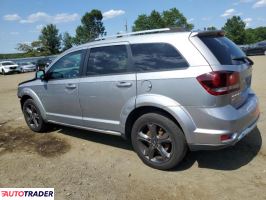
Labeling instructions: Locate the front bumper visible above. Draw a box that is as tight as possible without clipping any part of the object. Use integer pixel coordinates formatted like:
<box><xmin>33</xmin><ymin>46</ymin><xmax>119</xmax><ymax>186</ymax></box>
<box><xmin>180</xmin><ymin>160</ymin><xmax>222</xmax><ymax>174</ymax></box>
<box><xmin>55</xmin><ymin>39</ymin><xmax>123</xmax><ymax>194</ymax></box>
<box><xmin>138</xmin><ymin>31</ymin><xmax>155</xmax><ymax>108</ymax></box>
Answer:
<box><xmin>4</xmin><ymin>68</ymin><xmax>20</xmax><ymax>73</ymax></box>
<box><xmin>186</xmin><ymin>93</ymin><xmax>260</xmax><ymax>151</ymax></box>
<box><xmin>22</xmin><ymin>68</ymin><xmax>36</xmax><ymax>72</ymax></box>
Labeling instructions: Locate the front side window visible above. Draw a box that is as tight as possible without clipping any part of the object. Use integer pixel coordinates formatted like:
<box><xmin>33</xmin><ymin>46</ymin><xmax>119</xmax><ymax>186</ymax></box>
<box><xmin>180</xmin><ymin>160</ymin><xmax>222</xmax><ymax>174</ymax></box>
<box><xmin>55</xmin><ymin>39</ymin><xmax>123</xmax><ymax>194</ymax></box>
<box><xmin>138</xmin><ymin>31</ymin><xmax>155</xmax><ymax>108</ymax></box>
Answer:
<box><xmin>47</xmin><ymin>50</ymin><xmax>85</xmax><ymax>80</ymax></box>
<box><xmin>131</xmin><ymin>43</ymin><xmax>188</xmax><ymax>72</ymax></box>
<box><xmin>86</xmin><ymin>45</ymin><xmax>129</xmax><ymax>75</ymax></box>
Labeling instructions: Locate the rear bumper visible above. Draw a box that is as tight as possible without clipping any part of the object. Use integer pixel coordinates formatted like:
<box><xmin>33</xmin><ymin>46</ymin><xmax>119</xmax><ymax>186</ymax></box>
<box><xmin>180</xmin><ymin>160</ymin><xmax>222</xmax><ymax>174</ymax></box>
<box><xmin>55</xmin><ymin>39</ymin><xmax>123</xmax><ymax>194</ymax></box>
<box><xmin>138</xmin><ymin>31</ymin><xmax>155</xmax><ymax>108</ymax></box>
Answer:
<box><xmin>189</xmin><ymin>115</ymin><xmax>259</xmax><ymax>150</ymax></box>
<box><xmin>184</xmin><ymin>93</ymin><xmax>259</xmax><ymax>151</ymax></box>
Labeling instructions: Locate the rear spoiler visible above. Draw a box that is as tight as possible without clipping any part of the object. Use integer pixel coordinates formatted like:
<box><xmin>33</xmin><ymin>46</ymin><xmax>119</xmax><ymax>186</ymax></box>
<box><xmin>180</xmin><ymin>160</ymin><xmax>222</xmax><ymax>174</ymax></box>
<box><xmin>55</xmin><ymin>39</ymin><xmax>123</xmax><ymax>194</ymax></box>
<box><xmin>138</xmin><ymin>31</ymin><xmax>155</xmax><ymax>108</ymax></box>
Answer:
<box><xmin>190</xmin><ymin>30</ymin><xmax>225</xmax><ymax>37</ymax></box>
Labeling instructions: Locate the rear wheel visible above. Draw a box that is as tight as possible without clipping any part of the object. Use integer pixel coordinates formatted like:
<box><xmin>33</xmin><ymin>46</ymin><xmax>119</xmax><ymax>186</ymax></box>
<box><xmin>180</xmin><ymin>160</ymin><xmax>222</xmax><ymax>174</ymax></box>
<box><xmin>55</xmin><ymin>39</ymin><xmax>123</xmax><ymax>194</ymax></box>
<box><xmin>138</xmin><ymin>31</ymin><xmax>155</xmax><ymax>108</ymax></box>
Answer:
<box><xmin>131</xmin><ymin>113</ymin><xmax>187</xmax><ymax>170</ymax></box>
<box><xmin>22</xmin><ymin>99</ymin><xmax>49</xmax><ymax>132</ymax></box>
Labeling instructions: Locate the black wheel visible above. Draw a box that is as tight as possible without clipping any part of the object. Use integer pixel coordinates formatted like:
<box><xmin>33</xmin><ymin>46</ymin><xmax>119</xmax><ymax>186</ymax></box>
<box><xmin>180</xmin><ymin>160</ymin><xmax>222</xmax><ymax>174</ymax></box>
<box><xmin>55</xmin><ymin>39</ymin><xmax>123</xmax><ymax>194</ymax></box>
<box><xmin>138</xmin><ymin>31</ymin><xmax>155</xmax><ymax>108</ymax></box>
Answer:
<box><xmin>22</xmin><ymin>99</ymin><xmax>48</xmax><ymax>132</ymax></box>
<box><xmin>131</xmin><ymin>113</ymin><xmax>187</xmax><ymax>170</ymax></box>
<box><xmin>2</xmin><ymin>69</ymin><xmax>6</xmax><ymax>75</ymax></box>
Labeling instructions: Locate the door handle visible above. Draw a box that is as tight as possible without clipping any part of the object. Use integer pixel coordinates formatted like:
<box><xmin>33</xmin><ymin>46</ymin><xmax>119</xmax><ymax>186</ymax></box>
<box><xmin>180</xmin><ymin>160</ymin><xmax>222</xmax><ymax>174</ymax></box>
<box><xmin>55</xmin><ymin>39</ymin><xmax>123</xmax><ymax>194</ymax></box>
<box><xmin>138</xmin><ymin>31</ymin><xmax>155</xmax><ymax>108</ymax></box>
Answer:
<box><xmin>116</xmin><ymin>81</ymin><xmax>132</xmax><ymax>88</ymax></box>
<box><xmin>65</xmin><ymin>83</ymin><xmax>77</xmax><ymax>89</ymax></box>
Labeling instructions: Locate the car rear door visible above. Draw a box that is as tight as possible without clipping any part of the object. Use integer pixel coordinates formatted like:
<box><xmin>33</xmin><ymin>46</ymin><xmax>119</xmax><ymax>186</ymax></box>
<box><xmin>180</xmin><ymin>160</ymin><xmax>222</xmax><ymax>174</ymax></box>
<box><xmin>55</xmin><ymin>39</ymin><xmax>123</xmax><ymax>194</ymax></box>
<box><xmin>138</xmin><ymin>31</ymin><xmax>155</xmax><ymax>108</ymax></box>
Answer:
<box><xmin>79</xmin><ymin>43</ymin><xmax>136</xmax><ymax>132</ymax></box>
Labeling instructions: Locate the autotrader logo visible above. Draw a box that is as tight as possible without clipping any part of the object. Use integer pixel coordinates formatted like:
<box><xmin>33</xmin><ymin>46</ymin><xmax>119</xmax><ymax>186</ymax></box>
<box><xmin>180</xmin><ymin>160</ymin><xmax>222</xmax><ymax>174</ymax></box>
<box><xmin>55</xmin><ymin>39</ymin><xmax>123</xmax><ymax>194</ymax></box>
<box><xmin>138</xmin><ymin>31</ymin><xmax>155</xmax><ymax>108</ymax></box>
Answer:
<box><xmin>0</xmin><ymin>188</ymin><xmax>54</xmax><ymax>200</ymax></box>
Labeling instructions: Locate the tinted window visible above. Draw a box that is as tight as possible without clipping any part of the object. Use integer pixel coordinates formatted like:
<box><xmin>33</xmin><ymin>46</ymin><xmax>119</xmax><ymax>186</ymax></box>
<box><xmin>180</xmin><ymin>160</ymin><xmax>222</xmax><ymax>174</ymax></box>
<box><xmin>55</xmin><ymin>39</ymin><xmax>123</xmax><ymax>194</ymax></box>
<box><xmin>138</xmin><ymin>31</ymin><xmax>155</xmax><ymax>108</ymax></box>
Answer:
<box><xmin>131</xmin><ymin>43</ymin><xmax>188</xmax><ymax>72</ymax></box>
<box><xmin>48</xmin><ymin>50</ymin><xmax>85</xmax><ymax>80</ymax></box>
<box><xmin>87</xmin><ymin>45</ymin><xmax>129</xmax><ymax>75</ymax></box>
<box><xmin>200</xmin><ymin>36</ymin><xmax>246</xmax><ymax>65</ymax></box>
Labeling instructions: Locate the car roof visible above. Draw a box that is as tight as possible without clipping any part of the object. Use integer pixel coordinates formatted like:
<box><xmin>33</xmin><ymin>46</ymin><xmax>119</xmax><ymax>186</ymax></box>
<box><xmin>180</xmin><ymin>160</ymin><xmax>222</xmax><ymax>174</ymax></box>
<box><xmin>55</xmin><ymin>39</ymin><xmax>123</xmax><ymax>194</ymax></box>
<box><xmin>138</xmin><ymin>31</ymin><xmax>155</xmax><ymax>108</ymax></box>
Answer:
<box><xmin>0</xmin><ymin>61</ymin><xmax>15</xmax><ymax>64</ymax></box>
<box><xmin>66</xmin><ymin>28</ymin><xmax>224</xmax><ymax>52</ymax></box>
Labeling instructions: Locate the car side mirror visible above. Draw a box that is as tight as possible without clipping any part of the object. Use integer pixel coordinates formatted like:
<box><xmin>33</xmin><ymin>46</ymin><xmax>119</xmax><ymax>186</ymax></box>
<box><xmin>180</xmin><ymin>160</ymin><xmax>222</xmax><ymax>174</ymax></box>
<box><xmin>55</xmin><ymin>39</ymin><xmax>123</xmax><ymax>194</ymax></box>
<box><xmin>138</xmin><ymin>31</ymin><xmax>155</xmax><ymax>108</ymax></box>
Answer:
<box><xmin>36</xmin><ymin>70</ymin><xmax>46</xmax><ymax>80</ymax></box>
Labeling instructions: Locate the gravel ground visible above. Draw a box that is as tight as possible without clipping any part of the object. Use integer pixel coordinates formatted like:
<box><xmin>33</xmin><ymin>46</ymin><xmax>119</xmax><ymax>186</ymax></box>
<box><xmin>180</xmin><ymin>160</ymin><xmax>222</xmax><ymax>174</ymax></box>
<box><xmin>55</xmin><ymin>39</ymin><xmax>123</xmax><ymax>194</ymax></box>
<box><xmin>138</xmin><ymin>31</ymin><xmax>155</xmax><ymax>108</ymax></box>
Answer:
<box><xmin>0</xmin><ymin>56</ymin><xmax>265</xmax><ymax>200</ymax></box>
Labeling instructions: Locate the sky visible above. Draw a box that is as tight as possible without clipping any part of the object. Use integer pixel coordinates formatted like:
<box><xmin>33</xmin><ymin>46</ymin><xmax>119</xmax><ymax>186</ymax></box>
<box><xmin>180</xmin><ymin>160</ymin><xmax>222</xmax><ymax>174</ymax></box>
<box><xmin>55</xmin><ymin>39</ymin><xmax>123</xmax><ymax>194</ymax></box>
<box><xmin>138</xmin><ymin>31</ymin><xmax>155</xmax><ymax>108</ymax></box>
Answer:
<box><xmin>0</xmin><ymin>0</ymin><xmax>266</xmax><ymax>53</ymax></box>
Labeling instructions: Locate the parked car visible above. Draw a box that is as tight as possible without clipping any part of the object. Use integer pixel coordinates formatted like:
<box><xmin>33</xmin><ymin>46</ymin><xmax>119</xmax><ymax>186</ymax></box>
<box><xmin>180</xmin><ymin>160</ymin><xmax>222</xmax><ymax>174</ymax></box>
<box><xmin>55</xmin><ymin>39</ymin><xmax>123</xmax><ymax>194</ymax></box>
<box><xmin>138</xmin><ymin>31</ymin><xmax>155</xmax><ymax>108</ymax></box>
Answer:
<box><xmin>19</xmin><ymin>62</ymin><xmax>36</xmax><ymax>73</ymax></box>
<box><xmin>0</xmin><ymin>61</ymin><xmax>20</xmax><ymax>75</ymax></box>
<box><xmin>36</xmin><ymin>58</ymin><xmax>52</xmax><ymax>71</ymax></box>
<box><xmin>244</xmin><ymin>41</ymin><xmax>266</xmax><ymax>56</ymax></box>
<box><xmin>18</xmin><ymin>29</ymin><xmax>259</xmax><ymax>170</ymax></box>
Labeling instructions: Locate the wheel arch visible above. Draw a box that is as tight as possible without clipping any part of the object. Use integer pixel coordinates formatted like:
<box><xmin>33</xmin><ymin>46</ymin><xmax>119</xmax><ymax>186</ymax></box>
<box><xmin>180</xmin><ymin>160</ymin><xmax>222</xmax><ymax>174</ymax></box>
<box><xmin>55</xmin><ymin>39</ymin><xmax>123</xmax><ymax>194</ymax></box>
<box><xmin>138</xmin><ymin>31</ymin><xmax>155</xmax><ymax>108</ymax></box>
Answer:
<box><xmin>19</xmin><ymin>88</ymin><xmax>47</xmax><ymax>121</ymax></box>
<box><xmin>123</xmin><ymin>105</ymin><xmax>195</xmax><ymax>144</ymax></box>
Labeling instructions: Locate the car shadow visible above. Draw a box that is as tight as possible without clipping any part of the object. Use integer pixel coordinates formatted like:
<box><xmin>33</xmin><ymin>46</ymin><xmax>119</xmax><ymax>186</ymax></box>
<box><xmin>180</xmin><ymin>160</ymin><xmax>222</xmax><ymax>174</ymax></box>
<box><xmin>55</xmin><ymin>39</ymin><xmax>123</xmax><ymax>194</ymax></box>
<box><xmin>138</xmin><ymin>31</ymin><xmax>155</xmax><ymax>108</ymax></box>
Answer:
<box><xmin>54</xmin><ymin>125</ymin><xmax>133</xmax><ymax>151</ymax></box>
<box><xmin>54</xmin><ymin>125</ymin><xmax>262</xmax><ymax>171</ymax></box>
<box><xmin>174</xmin><ymin>127</ymin><xmax>262</xmax><ymax>171</ymax></box>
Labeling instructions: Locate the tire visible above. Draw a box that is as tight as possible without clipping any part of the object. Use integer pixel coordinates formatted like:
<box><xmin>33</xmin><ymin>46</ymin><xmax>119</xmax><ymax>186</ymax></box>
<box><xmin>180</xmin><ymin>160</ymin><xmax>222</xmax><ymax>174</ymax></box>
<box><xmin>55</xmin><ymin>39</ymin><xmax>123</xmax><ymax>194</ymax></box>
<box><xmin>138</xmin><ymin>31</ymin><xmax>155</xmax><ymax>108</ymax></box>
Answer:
<box><xmin>2</xmin><ymin>69</ymin><xmax>6</xmax><ymax>75</ymax></box>
<box><xmin>131</xmin><ymin>113</ymin><xmax>187</xmax><ymax>170</ymax></box>
<box><xmin>22</xmin><ymin>99</ymin><xmax>49</xmax><ymax>132</ymax></box>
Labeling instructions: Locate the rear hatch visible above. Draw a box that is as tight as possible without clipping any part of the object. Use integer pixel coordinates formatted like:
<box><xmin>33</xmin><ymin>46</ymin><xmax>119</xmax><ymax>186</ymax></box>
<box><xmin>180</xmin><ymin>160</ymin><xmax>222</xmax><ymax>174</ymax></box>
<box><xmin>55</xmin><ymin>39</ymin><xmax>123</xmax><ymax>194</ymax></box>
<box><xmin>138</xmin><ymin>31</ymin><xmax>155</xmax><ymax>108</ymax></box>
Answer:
<box><xmin>191</xmin><ymin>31</ymin><xmax>253</xmax><ymax>108</ymax></box>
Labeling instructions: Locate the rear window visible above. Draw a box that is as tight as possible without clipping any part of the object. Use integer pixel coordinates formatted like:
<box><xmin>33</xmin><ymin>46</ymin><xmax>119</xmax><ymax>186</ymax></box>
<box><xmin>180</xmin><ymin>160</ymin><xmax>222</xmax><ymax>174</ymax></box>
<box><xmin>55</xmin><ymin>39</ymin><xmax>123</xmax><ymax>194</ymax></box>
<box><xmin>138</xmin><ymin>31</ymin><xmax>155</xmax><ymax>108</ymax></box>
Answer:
<box><xmin>131</xmin><ymin>43</ymin><xmax>188</xmax><ymax>72</ymax></box>
<box><xmin>200</xmin><ymin>36</ymin><xmax>246</xmax><ymax>65</ymax></box>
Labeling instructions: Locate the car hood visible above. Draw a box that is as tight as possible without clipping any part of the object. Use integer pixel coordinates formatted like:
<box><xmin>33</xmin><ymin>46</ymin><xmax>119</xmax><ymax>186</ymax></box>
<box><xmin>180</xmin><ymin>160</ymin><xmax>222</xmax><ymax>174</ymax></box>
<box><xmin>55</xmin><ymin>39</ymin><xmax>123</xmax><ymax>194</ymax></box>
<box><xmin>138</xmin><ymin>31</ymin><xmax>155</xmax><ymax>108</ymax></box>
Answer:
<box><xmin>3</xmin><ymin>64</ymin><xmax>18</xmax><ymax>68</ymax></box>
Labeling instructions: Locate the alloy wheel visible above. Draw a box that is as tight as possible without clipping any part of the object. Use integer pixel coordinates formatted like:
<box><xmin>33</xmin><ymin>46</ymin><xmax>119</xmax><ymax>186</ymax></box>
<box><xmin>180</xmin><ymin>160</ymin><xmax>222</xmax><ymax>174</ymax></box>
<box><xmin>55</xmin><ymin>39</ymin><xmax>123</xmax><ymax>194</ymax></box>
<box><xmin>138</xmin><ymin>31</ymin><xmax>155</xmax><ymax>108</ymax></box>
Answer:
<box><xmin>24</xmin><ymin>104</ymin><xmax>40</xmax><ymax>129</ymax></box>
<box><xmin>136</xmin><ymin>123</ymin><xmax>172</xmax><ymax>163</ymax></box>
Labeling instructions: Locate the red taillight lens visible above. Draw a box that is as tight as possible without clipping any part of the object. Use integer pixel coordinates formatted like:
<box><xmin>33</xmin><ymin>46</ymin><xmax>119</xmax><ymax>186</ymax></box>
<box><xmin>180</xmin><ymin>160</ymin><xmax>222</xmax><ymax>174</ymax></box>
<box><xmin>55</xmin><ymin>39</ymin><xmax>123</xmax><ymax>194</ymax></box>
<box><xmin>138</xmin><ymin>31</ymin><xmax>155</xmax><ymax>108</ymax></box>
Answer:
<box><xmin>197</xmin><ymin>71</ymin><xmax>240</xmax><ymax>96</ymax></box>
<box><xmin>220</xmin><ymin>134</ymin><xmax>232</xmax><ymax>141</ymax></box>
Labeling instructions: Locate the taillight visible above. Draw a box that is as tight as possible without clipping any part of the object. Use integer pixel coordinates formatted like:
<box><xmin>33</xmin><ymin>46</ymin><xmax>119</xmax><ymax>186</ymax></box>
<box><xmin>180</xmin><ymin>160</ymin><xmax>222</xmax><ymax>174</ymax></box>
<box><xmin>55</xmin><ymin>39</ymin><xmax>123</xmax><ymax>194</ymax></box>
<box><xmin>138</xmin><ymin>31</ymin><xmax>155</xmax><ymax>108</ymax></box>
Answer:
<box><xmin>196</xmin><ymin>71</ymin><xmax>240</xmax><ymax>96</ymax></box>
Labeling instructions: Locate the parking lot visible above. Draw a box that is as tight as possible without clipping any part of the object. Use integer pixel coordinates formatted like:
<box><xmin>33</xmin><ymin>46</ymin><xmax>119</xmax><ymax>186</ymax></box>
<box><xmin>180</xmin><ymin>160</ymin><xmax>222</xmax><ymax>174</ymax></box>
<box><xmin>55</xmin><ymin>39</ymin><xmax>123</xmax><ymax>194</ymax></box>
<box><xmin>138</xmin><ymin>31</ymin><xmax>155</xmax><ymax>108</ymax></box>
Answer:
<box><xmin>0</xmin><ymin>56</ymin><xmax>265</xmax><ymax>200</ymax></box>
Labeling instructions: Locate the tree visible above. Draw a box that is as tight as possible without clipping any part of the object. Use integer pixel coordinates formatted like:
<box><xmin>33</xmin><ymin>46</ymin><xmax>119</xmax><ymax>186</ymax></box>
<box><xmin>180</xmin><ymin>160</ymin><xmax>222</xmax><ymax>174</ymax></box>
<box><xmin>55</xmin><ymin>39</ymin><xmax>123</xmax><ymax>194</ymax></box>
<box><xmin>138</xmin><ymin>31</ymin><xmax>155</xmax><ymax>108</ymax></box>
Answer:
<box><xmin>162</xmin><ymin>8</ymin><xmax>193</xmax><ymax>30</ymax></box>
<box><xmin>62</xmin><ymin>32</ymin><xmax>73</xmax><ymax>51</ymax></box>
<box><xmin>207</xmin><ymin>26</ymin><xmax>217</xmax><ymax>31</ymax></box>
<box><xmin>132</xmin><ymin>8</ymin><xmax>194</xmax><ymax>31</ymax></box>
<box><xmin>149</xmin><ymin>10</ymin><xmax>165</xmax><ymax>29</ymax></box>
<box><xmin>222</xmin><ymin>16</ymin><xmax>246</xmax><ymax>44</ymax></box>
<box><xmin>74</xmin><ymin>9</ymin><xmax>106</xmax><ymax>44</ymax></box>
<box><xmin>16</xmin><ymin>43</ymin><xmax>33</xmax><ymax>53</ymax></box>
<box><xmin>16</xmin><ymin>40</ymin><xmax>44</xmax><ymax>56</ymax></box>
<box><xmin>39</xmin><ymin>24</ymin><xmax>61</xmax><ymax>55</ymax></box>
<box><xmin>132</xmin><ymin>14</ymin><xmax>151</xmax><ymax>31</ymax></box>
<box><xmin>31</xmin><ymin>40</ymin><xmax>43</xmax><ymax>52</ymax></box>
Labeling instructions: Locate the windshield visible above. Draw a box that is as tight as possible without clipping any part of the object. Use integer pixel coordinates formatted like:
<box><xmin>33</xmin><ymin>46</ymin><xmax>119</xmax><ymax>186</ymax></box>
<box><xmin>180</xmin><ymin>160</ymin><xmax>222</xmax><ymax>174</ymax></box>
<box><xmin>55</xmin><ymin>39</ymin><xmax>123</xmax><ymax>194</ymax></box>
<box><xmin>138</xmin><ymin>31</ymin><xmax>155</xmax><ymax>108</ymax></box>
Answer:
<box><xmin>200</xmin><ymin>36</ymin><xmax>246</xmax><ymax>65</ymax></box>
<box><xmin>2</xmin><ymin>62</ymin><xmax>16</xmax><ymax>66</ymax></box>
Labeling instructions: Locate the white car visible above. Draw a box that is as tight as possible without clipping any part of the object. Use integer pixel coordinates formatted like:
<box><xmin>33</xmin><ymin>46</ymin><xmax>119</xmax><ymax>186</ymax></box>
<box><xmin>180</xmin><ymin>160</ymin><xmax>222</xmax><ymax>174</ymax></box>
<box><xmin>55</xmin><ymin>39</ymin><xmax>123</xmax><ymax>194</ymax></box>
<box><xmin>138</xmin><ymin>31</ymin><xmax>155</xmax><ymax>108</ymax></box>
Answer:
<box><xmin>19</xmin><ymin>62</ymin><xmax>36</xmax><ymax>73</ymax></box>
<box><xmin>0</xmin><ymin>61</ymin><xmax>20</xmax><ymax>75</ymax></box>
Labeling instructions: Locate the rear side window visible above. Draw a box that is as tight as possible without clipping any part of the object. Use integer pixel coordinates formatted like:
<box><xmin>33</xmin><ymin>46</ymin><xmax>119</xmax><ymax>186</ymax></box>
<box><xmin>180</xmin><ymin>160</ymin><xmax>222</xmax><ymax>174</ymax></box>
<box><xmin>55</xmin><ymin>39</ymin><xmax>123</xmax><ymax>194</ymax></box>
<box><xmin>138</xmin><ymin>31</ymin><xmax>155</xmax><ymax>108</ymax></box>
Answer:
<box><xmin>87</xmin><ymin>45</ymin><xmax>129</xmax><ymax>76</ymax></box>
<box><xmin>200</xmin><ymin>36</ymin><xmax>246</xmax><ymax>65</ymax></box>
<box><xmin>131</xmin><ymin>43</ymin><xmax>188</xmax><ymax>72</ymax></box>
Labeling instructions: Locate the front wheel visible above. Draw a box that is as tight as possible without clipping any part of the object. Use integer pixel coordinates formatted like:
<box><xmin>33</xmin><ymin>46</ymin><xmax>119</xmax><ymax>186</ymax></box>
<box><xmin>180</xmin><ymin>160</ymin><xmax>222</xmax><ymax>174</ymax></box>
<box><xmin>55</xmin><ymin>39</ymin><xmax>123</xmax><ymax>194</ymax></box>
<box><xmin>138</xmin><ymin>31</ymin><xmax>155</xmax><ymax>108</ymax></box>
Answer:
<box><xmin>22</xmin><ymin>99</ymin><xmax>49</xmax><ymax>132</ymax></box>
<box><xmin>2</xmin><ymin>69</ymin><xmax>6</xmax><ymax>75</ymax></box>
<box><xmin>131</xmin><ymin>113</ymin><xmax>187</xmax><ymax>170</ymax></box>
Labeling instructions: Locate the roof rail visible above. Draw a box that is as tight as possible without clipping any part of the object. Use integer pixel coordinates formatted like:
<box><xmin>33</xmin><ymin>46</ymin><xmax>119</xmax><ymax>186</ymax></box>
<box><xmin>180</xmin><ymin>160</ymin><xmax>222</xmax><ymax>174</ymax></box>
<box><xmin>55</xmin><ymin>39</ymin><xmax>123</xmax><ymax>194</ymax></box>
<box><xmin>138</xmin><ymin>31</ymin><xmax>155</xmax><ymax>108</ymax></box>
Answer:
<box><xmin>95</xmin><ymin>28</ymin><xmax>177</xmax><ymax>41</ymax></box>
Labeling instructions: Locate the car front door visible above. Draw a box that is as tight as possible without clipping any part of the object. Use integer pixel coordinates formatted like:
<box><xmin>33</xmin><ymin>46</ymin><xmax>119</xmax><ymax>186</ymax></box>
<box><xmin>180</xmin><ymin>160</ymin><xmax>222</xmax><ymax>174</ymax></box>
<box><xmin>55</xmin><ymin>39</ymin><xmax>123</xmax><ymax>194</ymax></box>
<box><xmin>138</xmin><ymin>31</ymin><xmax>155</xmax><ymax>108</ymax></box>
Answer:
<box><xmin>79</xmin><ymin>43</ymin><xmax>136</xmax><ymax>132</ymax></box>
<box><xmin>39</xmin><ymin>49</ymin><xmax>86</xmax><ymax>126</ymax></box>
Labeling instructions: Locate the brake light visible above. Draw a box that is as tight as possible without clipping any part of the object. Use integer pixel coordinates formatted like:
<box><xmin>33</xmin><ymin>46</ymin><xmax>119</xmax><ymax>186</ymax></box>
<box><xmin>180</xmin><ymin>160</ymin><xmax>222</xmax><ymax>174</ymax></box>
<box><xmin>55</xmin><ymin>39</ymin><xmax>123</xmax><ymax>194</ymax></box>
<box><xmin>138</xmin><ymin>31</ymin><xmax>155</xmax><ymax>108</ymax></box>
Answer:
<box><xmin>196</xmin><ymin>71</ymin><xmax>240</xmax><ymax>96</ymax></box>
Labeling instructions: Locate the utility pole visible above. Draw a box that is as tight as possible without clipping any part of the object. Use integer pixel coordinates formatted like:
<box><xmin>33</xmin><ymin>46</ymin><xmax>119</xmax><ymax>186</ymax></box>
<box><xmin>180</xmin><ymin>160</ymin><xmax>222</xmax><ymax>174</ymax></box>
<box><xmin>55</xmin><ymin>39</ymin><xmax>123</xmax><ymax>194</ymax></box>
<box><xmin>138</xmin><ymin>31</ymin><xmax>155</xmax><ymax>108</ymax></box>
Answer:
<box><xmin>125</xmin><ymin>19</ymin><xmax>128</xmax><ymax>33</ymax></box>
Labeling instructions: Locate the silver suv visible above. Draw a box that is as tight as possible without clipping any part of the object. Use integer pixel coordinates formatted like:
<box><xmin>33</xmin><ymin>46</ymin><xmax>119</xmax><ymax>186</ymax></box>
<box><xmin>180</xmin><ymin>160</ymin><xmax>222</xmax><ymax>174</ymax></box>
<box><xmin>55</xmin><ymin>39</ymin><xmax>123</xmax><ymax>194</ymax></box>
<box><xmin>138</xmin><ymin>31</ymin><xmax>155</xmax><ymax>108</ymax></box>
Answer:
<box><xmin>18</xmin><ymin>28</ymin><xmax>260</xmax><ymax>170</ymax></box>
